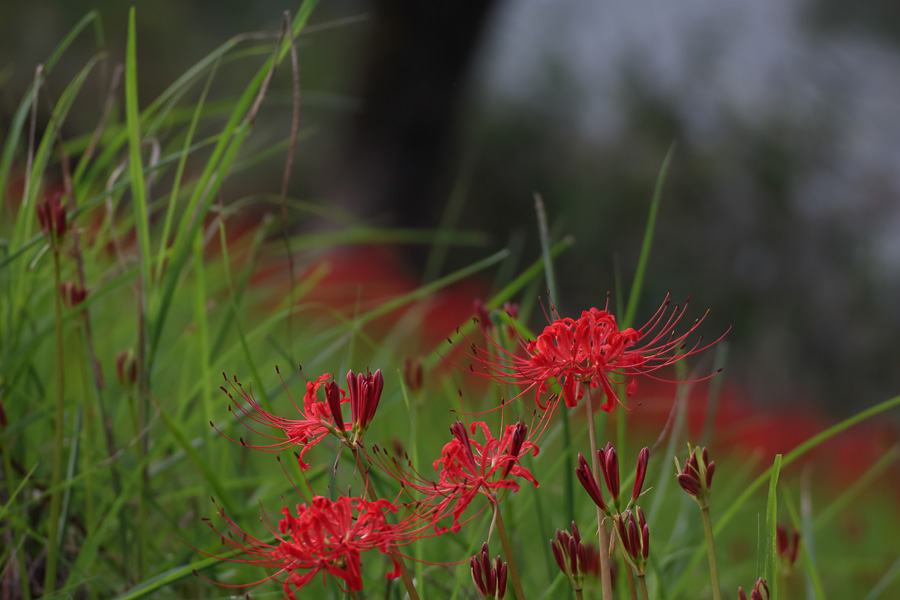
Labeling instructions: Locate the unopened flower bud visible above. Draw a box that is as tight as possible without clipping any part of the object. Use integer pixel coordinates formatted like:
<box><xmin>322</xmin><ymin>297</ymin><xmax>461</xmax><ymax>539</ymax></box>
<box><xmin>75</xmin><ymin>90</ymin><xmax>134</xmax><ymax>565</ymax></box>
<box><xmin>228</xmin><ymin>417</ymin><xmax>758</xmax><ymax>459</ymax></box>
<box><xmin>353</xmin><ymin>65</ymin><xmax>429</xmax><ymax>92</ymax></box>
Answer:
<box><xmin>403</xmin><ymin>356</ymin><xmax>423</xmax><ymax>391</ymax></box>
<box><xmin>37</xmin><ymin>193</ymin><xmax>67</xmax><ymax>243</ymax></box>
<box><xmin>676</xmin><ymin>444</ymin><xmax>715</xmax><ymax>506</ymax></box>
<box><xmin>738</xmin><ymin>578</ymin><xmax>770</xmax><ymax>600</ymax></box>
<box><xmin>116</xmin><ymin>350</ymin><xmax>137</xmax><ymax>387</ymax></box>
<box><xmin>615</xmin><ymin>508</ymin><xmax>650</xmax><ymax>574</ymax></box>
<box><xmin>598</xmin><ymin>442</ymin><xmax>621</xmax><ymax>507</ymax></box>
<box><xmin>776</xmin><ymin>525</ymin><xmax>801</xmax><ymax>572</ymax></box>
<box><xmin>631</xmin><ymin>446</ymin><xmax>649</xmax><ymax>505</ymax></box>
<box><xmin>551</xmin><ymin>522</ymin><xmax>588</xmax><ymax>591</ymax></box>
<box><xmin>471</xmin><ymin>543</ymin><xmax>507</xmax><ymax>600</ymax></box>
<box><xmin>60</xmin><ymin>282</ymin><xmax>88</xmax><ymax>308</ymax></box>
<box><xmin>575</xmin><ymin>452</ymin><xmax>608</xmax><ymax>514</ymax></box>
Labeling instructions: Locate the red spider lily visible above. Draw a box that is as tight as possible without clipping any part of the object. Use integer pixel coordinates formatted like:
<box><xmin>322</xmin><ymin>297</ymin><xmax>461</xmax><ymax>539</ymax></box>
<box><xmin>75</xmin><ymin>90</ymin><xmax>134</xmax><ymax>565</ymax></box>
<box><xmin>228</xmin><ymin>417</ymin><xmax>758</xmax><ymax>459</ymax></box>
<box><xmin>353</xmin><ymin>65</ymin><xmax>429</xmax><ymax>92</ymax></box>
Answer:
<box><xmin>36</xmin><ymin>192</ymin><xmax>67</xmax><ymax>243</ymax></box>
<box><xmin>676</xmin><ymin>445</ymin><xmax>715</xmax><ymax>507</ymax></box>
<box><xmin>370</xmin><ymin>420</ymin><xmax>539</xmax><ymax>533</ymax></box>
<box><xmin>200</xmin><ymin>493</ymin><xmax>437</xmax><ymax>596</ymax></box>
<box><xmin>460</xmin><ymin>294</ymin><xmax>723</xmax><ymax>412</ymax></box>
<box><xmin>215</xmin><ymin>367</ymin><xmax>383</xmax><ymax>470</ymax></box>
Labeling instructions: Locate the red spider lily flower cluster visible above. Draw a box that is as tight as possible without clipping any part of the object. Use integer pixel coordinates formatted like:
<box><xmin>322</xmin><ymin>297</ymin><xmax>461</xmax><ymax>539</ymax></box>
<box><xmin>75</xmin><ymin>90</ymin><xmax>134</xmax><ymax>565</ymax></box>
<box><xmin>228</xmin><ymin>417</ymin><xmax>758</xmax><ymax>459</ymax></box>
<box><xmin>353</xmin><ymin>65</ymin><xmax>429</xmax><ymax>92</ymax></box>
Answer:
<box><xmin>614</xmin><ymin>507</ymin><xmax>650</xmax><ymax>574</ymax></box>
<box><xmin>372</xmin><ymin>420</ymin><xmax>539</xmax><ymax>533</ymax></box>
<box><xmin>201</xmin><ymin>493</ymin><xmax>436</xmax><ymax>596</ymax></box>
<box><xmin>738</xmin><ymin>578</ymin><xmax>770</xmax><ymax>600</ymax></box>
<box><xmin>215</xmin><ymin>367</ymin><xmax>382</xmax><ymax>469</ymax></box>
<box><xmin>36</xmin><ymin>192</ymin><xmax>67</xmax><ymax>244</ymax></box>
<box><xmin>551</xmin><ymin>522</ymin><xmax>591</xmax><ymax>592</ymax></box>
<box><xmin>462</xmin><ymin>294</ymin><xmax>720</xmax><ymax>412</ymax></box>
<box><xmin>676</xmin><ymin>445</ymin><xmax>715</xmax><ymax>507</ymax></box>
<box><xmin>471</xmin><ymin>543</ymin><xmax>508</xmax><ymax>600</ymax></box>
<box><xmin>576</xmin><ymin>445</ymin><xmax>649</xmax><ymax>515</ymax></box>
<box><xmin>776</xmin><ymin>525</ymin><xmax>801</xmax><ymax>572</ymax></box>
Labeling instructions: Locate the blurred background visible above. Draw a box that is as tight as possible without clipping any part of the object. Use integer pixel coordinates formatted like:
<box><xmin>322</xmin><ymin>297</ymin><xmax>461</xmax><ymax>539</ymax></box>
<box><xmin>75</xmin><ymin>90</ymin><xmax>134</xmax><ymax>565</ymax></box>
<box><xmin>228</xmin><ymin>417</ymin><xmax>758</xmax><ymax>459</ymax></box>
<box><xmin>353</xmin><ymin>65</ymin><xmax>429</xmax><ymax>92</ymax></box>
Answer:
<box><xmin>3</xmin><ymin>0</ymin><xmax>899</xmax><ymax>416</ymax></box>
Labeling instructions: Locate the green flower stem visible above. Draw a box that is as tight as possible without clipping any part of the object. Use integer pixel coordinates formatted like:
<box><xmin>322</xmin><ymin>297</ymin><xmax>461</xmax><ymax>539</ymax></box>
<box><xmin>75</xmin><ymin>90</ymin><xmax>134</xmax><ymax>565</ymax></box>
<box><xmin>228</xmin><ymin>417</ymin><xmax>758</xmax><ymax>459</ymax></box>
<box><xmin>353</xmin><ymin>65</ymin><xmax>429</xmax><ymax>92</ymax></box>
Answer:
<box><xmin>348</xmin><ymin>589</ymin><xmax>360</xmax><ymax>600</ymax></box>
<box><xmin>623</xmin><ymin>557</ymin><xmax>638</xmax><ymax>600</ymax></box>
<box><xmin>575</xmin><ymin>588</ymin><xmax>584</xmax><ymax>600</ymax></box>
<box><xmin>637</xmin><ymin>573</ymin><xmax>649</xmax><ymax>600</ymax></box>
<box><xmin>44</xmin><ymin>248</ymin><xmax>66</xmax><ymax>595</ymax></box>
<box><xmin>0</xmin><ymin>427</ymin><xmax>31</xmax><ymax>600</ymax></box>
<box><xmin>585</xmin><ymin>392</ymin><xmax>614</xmax><ymax>600</ymax></box>
<box><xmin>352</xmin><ymin>448</ymin><xmax>420</xmax><ymax>600</ymax></box>
<box><xmin>493</xmin><ymin>501</ymin><xmax>526</xmax><ymax>600</ymax></box>
<box><xmin>700</xmin><ymin>505</ymin><xmax>723</xmax><ymax>600</ymax></box>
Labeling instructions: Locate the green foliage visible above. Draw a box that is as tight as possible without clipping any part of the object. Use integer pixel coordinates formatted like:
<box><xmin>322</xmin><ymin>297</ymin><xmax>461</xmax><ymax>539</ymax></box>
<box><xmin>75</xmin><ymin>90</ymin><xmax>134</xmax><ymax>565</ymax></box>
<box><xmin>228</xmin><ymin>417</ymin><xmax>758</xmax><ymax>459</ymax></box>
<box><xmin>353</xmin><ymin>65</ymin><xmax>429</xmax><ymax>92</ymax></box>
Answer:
<box><xmin>1</xmin><ymin>5</ymin><xmax>898</xmax><ymax>599</ymax></box>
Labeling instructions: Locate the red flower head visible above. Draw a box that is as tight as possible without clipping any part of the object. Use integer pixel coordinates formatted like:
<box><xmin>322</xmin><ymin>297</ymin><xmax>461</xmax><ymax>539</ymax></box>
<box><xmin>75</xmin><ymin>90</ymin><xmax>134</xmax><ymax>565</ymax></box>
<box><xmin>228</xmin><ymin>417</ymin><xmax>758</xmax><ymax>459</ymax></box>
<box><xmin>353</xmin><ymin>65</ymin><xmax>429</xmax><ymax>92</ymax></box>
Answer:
<box><xmin>372</xmin><ymin>420</ymin><xmax>540</xmax><ymax>533</ymax></box>
<box><xmin>216</xmin><ymin>367</ymin><xmax>382</xmax><ymax>470</ymax></box>
<box><xmin>462</xmin><ymin>294</ymin><xmax>723</xmax><ymax>412</ymax></box>
<box><xmin>201</xmin><ymin>494</ymin><xmax>433</xmax><ymax>596</ymax></box>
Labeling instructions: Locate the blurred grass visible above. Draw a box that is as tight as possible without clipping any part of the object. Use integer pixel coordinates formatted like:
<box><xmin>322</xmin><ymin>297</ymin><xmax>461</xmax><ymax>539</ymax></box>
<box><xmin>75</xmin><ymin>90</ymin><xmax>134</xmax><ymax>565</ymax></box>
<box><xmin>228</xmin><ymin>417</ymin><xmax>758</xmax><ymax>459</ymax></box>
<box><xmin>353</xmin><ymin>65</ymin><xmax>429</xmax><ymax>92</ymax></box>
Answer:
<box><xmin>0</xmin><ymin>4</ymin><xmax>899</xmax><ymax>599</ymax></box>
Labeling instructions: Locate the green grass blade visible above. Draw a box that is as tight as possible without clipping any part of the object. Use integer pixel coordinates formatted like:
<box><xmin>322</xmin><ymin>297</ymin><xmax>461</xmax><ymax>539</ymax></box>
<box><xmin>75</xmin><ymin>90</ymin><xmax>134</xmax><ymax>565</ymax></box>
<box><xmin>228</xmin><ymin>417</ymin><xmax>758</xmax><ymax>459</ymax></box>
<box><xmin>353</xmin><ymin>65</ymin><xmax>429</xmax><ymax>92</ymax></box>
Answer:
<box><xmin>621</xmin><ymin>143</ymin><xmax>675</xmax><ymax>329</ymax></box>
<box><xmin>126</xmin><ymin>8</ymin><xmax>153</xmax><ymax>298</ymax></box>
<box><xmin>764</xmin><ymin>454</ymin><xmax>782</xmax><ymax>598</ymax></box>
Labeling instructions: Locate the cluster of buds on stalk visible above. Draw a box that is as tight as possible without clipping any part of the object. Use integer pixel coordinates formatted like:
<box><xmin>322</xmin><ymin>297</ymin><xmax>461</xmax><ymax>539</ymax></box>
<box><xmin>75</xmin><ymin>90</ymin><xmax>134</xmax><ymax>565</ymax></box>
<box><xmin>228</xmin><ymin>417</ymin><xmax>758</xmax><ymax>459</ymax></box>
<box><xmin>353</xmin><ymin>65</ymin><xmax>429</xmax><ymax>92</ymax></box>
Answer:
<box><xmin>471</xmin><ymin>543</ymin><xmax>508</xmax><ymax>600</ymax></box>
<box><xmin>37</xmin><ymin>193</ymin><xmax>68</xmax><ymax>246</ymax></box>
<box><xmin>60</xmin><ymin>282</ymin><xmax>87</xmax><ymax>308</ymax></box>
<box><xmin>675</xmin><ymin>444</ymin><xmax>715</xmax><ymax>508</ymax></box>
<box><xmin>776</xmin><ymin>524</ymin><xmax>801</xmax><ymax>574</ymax></box>
<box><xmin>738</xmin><ymin>578</ymin><xmax>770</xmax><ymax>600</ymax></box>
<box><xmin>576</xmin><ymin>443</ymin><xmax>649</xmax><ymax>515</ymax></box>
<box><xmin>326</xmin><ymin>369</ymin><xmax>384</xmax><ymax>446</ymax></box>
<box><xmin>550</xmin><ymin>522</ymin><xmax>591</xmax><ymax>592</ymax></box>
<box><xmin>614</xmin><ymin>507</ymin><xmax>650</xmax><ymax>575</ymax></box>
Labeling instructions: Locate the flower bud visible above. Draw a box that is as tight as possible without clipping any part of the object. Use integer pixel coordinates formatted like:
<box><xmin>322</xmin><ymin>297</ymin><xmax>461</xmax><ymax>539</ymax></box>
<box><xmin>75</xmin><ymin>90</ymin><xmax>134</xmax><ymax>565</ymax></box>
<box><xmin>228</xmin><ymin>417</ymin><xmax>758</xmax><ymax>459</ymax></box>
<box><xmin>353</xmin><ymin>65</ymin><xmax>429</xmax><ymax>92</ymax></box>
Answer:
<box><xmin>598</xmin><ymin>442</ymin><xmax>621</xmax><ymax>507</ymax></box>
<box><xmin>403</xmin><ymin>356</ymin><xmax>423</xmax><ymax>391</ymax></box>
<box><xmin>551</xmin><ymin>522</ymin><xmax>588</xmax><ymax>591</ymax></box>
<box><xmin>631</xmin><ymin>446</ymin><xmax>650</xmax><ymax>504</ymax></box>
<box><xmin>575</xmin><ymin>452</ymin><xmax>608</xmax><ymax>514</ymax></box>
<box><xmin>738</xmin><ymin>578</ymin><xmax>770</xmax><ymax>600</ymax></box>
<box><xmin>60</xmin><ymin>282</ymin><xmax>88</xmax><ymax>308</ymax></box>
<box><xmin>675</xmin><ymin>444</ymin><xmax>715</xmax><ymax>507</ymax></box>
<box><xmin>776</xmin><ymin>525</ymin><xmax>801</xmax><ymax>572</ymax></box>
<box><xmin>116</xmin><ymin>350</ymin><xmax>137</xmax><ymax>387</ymax></box>
<box><xmin>37</xmin><ymin>192</ymin><xmax>67</xmax><ymax>243</ymax></box>
<box><xmin>471</xmin><ymin>543</ymin><xmax>507</xmax><ymax>600</ymax></box>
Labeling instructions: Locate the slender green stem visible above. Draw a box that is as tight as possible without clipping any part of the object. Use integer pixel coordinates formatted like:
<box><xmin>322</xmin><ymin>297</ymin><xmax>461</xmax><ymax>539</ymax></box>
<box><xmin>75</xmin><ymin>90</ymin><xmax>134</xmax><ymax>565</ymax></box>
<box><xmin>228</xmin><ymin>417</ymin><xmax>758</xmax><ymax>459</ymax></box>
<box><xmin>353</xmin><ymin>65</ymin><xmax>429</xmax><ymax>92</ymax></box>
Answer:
<box><xmin>585</xmin><ymin>392</ymin><xmax>614</xmax><ymax>600</ymax></box>
<box><xmin>1</xmin><ymin>425</ymin><xmax>31</xmax><ymax>600</ymax></box>
<box><xmin>352</xmin><ymin>448</ymin><xmax>420</xmax><ymax>600</ymax></box>
<box><xmin>348</xmin><ymin>589</ymin><xmax>360</xmax><ymax>600</ymax></box>
<box><xmin>637</xmin><ymin>574</ymin><xmax>649</xmax><ymax>600</ymax></box>
<box><xmin>493</xmin><ymin>502</ymin><xmax>526</xmax><ymax>600</ymax></box>
<box><xmin>575</xmin><ymin>588</ymin><xmax>584</xmax><ymax>600</ymax></box>
<box><xmin>700</xmin><ymin>505</ymin><xmax>723</xmax><ymax>600</ymax></box>
<box><xmin>623</xmin><ymin>558</ymin><xmax>638</xmax><ymax>600</ymax></box>
<box><xmin>44</xmin><ymin>248</ymin><xmax>66</xmax><ymax>595</ymax></box>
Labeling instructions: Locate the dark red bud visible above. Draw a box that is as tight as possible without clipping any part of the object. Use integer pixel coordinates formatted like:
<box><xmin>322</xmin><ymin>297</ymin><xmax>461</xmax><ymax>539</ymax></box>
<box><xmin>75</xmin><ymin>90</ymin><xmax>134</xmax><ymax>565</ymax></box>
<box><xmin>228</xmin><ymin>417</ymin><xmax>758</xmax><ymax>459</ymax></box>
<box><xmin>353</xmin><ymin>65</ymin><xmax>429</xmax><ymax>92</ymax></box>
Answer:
<box><xmin>403</xmin><ymin>357</ymin><xmax>423</xmax><ymax>391</ymax></box>
<box><xmin>576</xmin><ymin>453</ymin><xmax>607</xmax><ymax>512</ymax></box>
<box><xmin>632</xmin><ymin>447</ymin><xmax>649</xmax><ymax>503</ymax></box>
<box><xmin>677</xmin><ymin>473</ymin><xmax>702</xmax><ymax>496</ymax></box>
<box><xmin>498</xmin><ymin>562</ymin><xmax>508</xmax><ymax>598</ymax></box>
<box><xmin>0</xmin><ymin>395</ymin><xmax>7</xmax><ymax>429</ymax></box>
<box><xmin>706</xmin><ymin>460</ymin><xmax>715</xmax><ymax>489</ymax></box>
<box><xmin>325</xmin><ymin>381</ymin><xmax>344</xmax><ymax>431</ymax></box>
